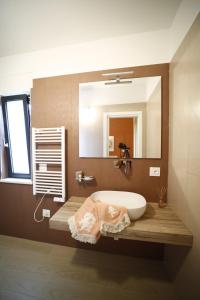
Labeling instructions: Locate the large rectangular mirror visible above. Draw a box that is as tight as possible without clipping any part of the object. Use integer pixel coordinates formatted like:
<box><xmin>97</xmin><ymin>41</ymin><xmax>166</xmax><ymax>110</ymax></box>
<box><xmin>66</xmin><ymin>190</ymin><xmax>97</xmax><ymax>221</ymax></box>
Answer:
<box><xmin>79</xmin><ymin>75</ymin><xmax>161</xmax><ymax>158</ymax></box>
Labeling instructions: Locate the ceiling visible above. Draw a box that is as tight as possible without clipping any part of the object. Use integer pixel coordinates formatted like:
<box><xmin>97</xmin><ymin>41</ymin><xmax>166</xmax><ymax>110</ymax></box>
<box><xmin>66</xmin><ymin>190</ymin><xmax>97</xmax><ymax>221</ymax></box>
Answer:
<box><xmin>0</xmin><ymin>0</ymin><xmax>182</xmax><ymax>57</ymax></box>
<box><xmin>80</xmin><ymin>76</ymin><xmax>161</xmax><ymax>106</ymax></box>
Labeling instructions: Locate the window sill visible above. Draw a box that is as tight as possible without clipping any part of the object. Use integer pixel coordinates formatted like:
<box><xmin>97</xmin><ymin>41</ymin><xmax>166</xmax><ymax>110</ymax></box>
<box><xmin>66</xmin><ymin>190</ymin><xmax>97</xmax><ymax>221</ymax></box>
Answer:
<box><xmin>0</xmin><ymin>178</ymin><xmax>32</xmax><ymax>185</ymax></box>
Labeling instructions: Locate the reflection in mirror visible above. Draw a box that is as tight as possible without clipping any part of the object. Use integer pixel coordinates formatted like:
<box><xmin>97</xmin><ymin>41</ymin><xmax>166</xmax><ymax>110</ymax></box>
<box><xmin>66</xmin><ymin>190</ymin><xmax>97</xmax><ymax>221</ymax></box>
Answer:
<box><xmin>79</xmin><ymin>76</ymin><xmax>161</xmax><ymax>158</ymax></box>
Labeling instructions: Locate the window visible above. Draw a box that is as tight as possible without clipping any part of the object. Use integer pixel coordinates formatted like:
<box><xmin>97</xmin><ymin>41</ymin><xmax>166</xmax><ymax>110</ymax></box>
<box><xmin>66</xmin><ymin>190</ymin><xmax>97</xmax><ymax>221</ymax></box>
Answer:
<box><xmin>1</xmin><ymin>94</ymin><xmax>31</xmax><ymax>179</ymax></box>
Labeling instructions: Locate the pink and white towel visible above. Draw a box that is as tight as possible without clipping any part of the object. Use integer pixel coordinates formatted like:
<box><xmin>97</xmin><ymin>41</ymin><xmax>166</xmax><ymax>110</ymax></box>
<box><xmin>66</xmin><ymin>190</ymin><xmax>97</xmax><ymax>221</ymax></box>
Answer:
<box><xmin>68</xmin><ymin>197</ymin><xmax>130</xmax><ymax>244</ymax></box>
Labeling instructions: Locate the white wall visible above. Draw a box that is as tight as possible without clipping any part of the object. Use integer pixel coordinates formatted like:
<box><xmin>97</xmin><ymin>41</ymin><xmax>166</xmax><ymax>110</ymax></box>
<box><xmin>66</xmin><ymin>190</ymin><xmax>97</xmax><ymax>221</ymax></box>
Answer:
<box><xmin>0</xmin><ymin>29</ymin><xmax>169</xmax><ymax>94</ymax></box>
<box><xmin>146</xmin><ymin>81</ymin><xmax>161</xmax><ymax>158</ymax></box>
<box><xmin>169</xmin><ymin>0</ymin><xmax>200</xmax><ymax>59</ymax></box>
<box><xmin>0</xmin><ymin>0</ymin><xmax>199</xmax><ymax>95</ymax></box>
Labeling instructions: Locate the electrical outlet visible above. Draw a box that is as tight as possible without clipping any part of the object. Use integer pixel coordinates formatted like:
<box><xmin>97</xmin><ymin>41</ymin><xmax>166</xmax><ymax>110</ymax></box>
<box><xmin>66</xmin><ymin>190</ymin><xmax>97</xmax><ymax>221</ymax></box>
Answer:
<box><xmin>149</xmin><ymin>167</ymin><xmax>160</xmax><ymax>177</ymax></box>
<box><xmin>42</xmin><ymin>209</ymin><xmax>50</xmax><ymax>218</ymax></box>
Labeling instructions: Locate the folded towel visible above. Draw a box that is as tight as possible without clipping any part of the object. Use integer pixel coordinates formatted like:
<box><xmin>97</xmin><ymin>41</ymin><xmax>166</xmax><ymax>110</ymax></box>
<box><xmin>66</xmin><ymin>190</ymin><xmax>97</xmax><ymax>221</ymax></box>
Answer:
<box><xmin>67</xmin><ymin>197</ymin><xmax>130</xmax><ymax>244</ymax></box>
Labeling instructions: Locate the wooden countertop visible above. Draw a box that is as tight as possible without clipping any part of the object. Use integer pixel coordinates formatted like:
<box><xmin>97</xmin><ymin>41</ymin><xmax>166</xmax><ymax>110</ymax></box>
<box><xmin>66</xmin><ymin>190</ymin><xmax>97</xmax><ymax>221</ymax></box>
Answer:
<box><xmin>49</xmin><ymin>197</ymin><xmax>193</xmax><ymax>247</ymax></box>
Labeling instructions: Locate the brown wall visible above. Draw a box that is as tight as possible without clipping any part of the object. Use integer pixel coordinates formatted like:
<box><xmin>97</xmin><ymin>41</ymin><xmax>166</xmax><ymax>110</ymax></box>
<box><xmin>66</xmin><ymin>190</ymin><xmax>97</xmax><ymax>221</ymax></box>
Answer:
<box><xmin>0</xmin><ymin>63</ymin><xmax>169</xmax><ymax>259</ymax></box>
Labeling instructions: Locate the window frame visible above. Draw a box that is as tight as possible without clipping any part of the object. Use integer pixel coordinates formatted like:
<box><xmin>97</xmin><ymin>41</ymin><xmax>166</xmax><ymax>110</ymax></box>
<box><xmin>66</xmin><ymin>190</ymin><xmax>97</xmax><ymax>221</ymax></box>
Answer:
<box><xmin>1</xmin><ymin>94</ymin><xmax>31</xmax><ymax>179</ymax></box>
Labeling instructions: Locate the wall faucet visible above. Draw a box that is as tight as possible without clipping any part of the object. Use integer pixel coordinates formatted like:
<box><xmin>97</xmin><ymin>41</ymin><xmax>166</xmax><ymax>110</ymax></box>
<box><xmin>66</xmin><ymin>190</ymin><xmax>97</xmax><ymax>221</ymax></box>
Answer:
<box><xmin>115</xmin><ymin>143</ymin><xmax>132</xmax><ymax>175</ymax></box>
<box><xmin>123</xmin><ymin>148</ymin><xmax>131</xmax><ymax>174</ymax></box>
<box><xmin>124</xmin><ymin>159</ymin><xmax>131</xmax><ymax>175</ymax></box>
<box><xmin>113</xmin><ymin>159</ymin><xmax>132</xmax><ymax>175</ymax></box>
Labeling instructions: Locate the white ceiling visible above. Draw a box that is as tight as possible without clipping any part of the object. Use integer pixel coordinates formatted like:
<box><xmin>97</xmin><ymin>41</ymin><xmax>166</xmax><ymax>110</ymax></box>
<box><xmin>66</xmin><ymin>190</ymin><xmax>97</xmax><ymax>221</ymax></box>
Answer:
<box><xmin>0</xmin><ymin>0</ymin><xmax>181</xmax><ymax>57</ymax></box>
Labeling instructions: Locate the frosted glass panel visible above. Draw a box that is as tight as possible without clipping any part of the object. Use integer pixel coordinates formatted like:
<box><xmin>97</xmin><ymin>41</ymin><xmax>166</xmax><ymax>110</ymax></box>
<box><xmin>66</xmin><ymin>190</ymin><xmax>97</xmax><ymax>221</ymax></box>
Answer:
<box><xmin>7</xmin><ymin>100</ymin><xmax>30</xmax><ymax>174</ymax></box>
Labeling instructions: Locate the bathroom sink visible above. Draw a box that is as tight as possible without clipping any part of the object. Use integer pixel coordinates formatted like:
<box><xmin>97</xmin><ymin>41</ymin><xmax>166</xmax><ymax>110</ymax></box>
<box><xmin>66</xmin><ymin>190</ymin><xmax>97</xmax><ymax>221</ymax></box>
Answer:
<box><xmin>90</xmin><ymin>191</ymin><xmax>146</xmax><ymax>220</ymax></box>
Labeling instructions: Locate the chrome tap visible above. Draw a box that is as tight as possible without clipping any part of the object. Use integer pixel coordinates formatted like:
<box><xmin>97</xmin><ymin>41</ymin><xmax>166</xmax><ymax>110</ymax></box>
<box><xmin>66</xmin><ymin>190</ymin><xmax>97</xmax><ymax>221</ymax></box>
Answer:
<box><xmin>113</xmin><ymin>158</ymin><xmax>132</xmax><ymax>175</ymax></box>
<box><xmin>114</xmin><ymin>143</ymin><xmax>132</xmax><ymax>175</ymax></box>
<box><xmin>124</xmin><ymin>149</ymin><xmax>131</xmax><ymax>174</ymax></box>
<box><xmin>124</xmin><ymin>158</ymin><xmax>131</xmax><ymax>175</ymax></box>
<box><xmin>120</xmin><ymin>144</ymin><xmax>131</xmax><ymax>175</ymax></box>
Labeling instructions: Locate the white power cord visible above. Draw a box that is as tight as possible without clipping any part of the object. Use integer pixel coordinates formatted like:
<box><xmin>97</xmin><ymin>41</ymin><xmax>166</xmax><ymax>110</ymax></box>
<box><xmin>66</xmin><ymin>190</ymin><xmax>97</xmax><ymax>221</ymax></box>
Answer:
<box><xmin>33</xmin><ymin>190</ymin><xmax>50</xmax><ymax>223</ymax></box>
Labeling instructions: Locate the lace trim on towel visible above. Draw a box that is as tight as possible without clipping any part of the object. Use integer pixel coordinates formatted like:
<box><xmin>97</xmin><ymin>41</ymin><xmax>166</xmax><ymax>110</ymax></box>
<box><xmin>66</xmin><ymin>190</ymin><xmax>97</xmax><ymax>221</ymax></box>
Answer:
<box><xmin>67</xmin><ymin>216</ymin><xmax>97</xmax><ymax>244</ymax></box>
<box><xmin>100</xmin><ymin>213</ymin><xmax>130</xmax><ymax>234</ymax></box>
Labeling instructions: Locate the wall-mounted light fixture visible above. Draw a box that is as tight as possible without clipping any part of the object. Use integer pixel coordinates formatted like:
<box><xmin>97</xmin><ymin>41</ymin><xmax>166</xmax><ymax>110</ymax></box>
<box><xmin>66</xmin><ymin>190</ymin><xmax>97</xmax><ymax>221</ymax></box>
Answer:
<box><xmin>102</xmin><ymin>71</ymin><xmax>134</xmax><ymax>85</ymax></box>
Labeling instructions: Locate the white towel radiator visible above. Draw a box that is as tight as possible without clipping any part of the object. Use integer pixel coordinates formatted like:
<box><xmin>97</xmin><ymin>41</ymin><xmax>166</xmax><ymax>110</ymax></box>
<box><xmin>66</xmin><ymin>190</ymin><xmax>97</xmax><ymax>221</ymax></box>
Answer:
<box><xmin>32</xmin><ymin>127</ymin><xmax>65</xmax><ymax>201</ymax></box>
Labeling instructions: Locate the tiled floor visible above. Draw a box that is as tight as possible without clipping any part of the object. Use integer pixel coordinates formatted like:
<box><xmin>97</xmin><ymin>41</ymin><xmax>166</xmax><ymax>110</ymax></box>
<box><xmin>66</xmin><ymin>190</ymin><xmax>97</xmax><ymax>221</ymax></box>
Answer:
<box><xmin>0</xmin><ymin>235</ymin><xmax>178</xmax><ymax>300</ymax></box>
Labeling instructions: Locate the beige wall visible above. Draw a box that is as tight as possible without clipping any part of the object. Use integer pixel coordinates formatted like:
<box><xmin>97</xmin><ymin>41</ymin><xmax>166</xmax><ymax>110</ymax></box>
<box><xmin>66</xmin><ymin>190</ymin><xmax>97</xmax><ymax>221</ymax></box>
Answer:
<box><xmin>166</xmin><ymin>13</ymin><xmax>200</xmax><ymax>299</ymax></box>
<box><xmin>146</xmin><ymin>81</ymin><xmax>161</xmax><ymax>158</ymax></box>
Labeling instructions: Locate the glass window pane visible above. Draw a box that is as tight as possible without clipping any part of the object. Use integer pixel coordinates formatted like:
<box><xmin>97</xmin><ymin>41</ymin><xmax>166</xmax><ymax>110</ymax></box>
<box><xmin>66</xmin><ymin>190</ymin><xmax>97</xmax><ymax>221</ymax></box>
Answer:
<box><xmin>7</xmin><ymin>100</ymin><xmax>30</xmax><ymax>174</ymax></box>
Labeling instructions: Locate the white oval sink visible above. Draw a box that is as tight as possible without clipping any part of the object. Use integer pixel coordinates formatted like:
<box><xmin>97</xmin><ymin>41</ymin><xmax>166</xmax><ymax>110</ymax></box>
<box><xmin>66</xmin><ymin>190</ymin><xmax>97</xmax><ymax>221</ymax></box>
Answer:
<box><xmin>90</xmin><ymin>190</ymin><xmax>146</xmax><ymax>221</ymax></box>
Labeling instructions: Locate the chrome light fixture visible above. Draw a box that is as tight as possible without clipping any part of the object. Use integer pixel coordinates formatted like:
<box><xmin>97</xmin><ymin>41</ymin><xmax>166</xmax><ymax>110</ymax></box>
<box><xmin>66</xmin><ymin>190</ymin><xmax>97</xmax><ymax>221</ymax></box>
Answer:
<box><xmin>102</xmin><ymin>71</ymin><xmax>134</xmax><ymax>85</ymax></box>
<box><xmin>104</xmin><ymin>76</ymin><xmax>132</xmax><ymax>85</ymax></box>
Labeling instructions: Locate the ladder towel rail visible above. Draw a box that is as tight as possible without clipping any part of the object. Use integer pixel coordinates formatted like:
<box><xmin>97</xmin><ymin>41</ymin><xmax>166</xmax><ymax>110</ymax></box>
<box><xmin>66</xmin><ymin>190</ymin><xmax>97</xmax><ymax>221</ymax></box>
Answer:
<box><xmin>32</xmin><ymin>127</ymin><xmax>65</xmax><ymax>201</ymax></box>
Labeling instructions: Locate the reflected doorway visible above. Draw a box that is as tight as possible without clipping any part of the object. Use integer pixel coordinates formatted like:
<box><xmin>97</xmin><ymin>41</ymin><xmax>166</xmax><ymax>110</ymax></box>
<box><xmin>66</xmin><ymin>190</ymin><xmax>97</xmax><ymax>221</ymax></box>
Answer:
<box><xmin>109</xmin><ymin>117</ymin><xmax>134</xmax><ymax>157</ymax></box>
<box><xmin>103</xmin><ymin>111</ymin><xmax>142</xmax><ymax>158</ymax></box>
